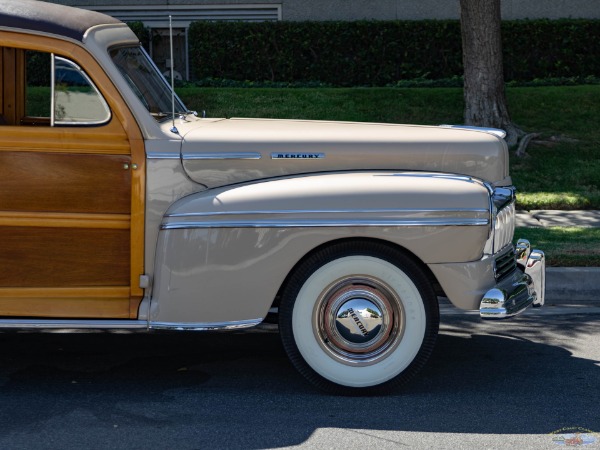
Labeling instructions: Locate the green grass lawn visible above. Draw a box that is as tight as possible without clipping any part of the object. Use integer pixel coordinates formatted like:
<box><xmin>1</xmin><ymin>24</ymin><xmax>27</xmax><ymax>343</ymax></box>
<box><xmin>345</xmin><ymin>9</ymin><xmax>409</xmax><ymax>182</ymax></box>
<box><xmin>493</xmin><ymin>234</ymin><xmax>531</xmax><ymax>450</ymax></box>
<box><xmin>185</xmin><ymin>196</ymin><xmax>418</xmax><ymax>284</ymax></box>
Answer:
<box><xmin>178</xmin><ymin>85</ymin><xmax>600</xmax><ymax>211</ymax></box>
<box><xmin>515</xmin><ymin>227</ymin><xmax>600</xmax><ymax>267</ymax></box>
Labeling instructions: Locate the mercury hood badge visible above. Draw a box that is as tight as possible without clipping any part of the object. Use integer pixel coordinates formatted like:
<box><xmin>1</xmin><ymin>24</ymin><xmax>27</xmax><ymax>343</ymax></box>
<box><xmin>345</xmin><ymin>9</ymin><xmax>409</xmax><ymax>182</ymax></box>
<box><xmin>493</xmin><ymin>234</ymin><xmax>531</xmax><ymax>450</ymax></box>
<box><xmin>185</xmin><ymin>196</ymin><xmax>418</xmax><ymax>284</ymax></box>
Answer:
<box><xmin>271</xmin><ymin>152</ymin><xmax>325</xmax><ymax>159</ymax></box>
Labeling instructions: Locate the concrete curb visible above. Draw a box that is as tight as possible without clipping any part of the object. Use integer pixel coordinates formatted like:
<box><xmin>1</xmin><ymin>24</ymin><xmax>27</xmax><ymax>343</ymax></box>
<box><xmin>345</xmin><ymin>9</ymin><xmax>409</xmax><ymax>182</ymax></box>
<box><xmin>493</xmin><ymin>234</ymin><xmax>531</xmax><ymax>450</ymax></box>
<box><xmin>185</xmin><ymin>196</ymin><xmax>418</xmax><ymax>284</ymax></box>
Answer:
<box><xmin>546</xmin><ymin>267</ymin><xmax>600</xmax><ymax>306</ymax></box>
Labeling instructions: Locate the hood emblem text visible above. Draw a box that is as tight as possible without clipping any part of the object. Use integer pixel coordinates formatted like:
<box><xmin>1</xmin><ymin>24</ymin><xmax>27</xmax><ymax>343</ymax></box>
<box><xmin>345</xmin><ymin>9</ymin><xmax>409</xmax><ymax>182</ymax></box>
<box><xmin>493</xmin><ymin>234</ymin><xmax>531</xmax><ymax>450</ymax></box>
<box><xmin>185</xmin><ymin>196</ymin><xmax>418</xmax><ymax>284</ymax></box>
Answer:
<box><xmin>271</xmin><ymin>152</ymin><xmax>325</xmax><ymax>160</ymax></box>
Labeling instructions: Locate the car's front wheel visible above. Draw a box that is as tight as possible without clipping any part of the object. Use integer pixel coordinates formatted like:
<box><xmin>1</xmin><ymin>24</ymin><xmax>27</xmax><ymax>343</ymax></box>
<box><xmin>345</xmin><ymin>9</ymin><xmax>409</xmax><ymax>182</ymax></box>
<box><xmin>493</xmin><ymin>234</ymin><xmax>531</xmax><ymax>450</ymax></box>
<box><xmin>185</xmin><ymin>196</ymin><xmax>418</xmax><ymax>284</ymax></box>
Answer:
<box><xmin>279</xmin><ymin>241</ymin><xmax>439</xmax><ymax>395</ymax></box>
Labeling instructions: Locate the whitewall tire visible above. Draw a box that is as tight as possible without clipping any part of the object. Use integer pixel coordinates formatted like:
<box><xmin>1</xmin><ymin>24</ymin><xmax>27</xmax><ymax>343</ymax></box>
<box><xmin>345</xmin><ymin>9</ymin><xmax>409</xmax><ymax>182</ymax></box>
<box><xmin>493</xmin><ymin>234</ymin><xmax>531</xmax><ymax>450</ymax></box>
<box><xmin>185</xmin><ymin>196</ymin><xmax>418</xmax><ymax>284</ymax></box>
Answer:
<box><xmin>279</xmin><ymin>241</ymin><xmax>439</xmax><ymax>395</ymax></box>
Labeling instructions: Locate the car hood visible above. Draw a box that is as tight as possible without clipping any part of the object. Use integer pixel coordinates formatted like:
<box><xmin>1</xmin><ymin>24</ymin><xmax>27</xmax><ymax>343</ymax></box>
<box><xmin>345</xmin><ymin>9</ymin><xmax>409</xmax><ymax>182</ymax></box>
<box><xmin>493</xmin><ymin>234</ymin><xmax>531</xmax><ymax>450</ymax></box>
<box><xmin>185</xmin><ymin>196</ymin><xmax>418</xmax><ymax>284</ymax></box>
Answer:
<box><xmin>178</xmin><ymin>117</ymin><xmax>510</xmax><ymax>189</ymax></box>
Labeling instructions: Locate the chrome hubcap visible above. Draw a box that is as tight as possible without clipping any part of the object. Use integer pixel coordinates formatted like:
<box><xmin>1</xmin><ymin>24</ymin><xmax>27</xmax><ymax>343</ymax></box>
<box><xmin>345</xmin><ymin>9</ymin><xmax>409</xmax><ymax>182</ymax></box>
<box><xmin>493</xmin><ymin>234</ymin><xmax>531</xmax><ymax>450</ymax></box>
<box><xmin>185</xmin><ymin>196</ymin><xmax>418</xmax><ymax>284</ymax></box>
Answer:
<box><xmin>334</xmin><ymin>296</ymin><xmax>384</xmax><ymax>345</ymax></box>
<box><xmin>314</xmin><ymin>277</ymin><xmax>404</xmax><ymax>366</ymax></box>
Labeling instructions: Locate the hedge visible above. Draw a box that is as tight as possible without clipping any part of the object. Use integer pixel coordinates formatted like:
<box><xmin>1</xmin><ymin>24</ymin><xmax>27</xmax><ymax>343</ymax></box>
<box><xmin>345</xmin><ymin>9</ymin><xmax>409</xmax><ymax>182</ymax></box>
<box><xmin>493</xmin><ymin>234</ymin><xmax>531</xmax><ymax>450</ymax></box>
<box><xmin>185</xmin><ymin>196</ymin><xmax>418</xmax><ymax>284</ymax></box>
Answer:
<box><xmin>188</xmin><ymin>19</ymin><xmax>600</xmax><ymax>86</ymax></box>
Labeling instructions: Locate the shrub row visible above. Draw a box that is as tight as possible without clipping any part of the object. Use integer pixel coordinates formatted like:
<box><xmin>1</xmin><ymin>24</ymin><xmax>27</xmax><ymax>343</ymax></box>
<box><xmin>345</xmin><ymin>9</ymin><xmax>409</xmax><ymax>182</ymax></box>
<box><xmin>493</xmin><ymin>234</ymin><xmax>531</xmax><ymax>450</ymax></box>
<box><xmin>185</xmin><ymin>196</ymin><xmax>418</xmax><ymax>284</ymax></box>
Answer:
<box><xmin>187</xmin><ymin>19</ymin><xmax>600</xmax><ymax>86</ymax></box>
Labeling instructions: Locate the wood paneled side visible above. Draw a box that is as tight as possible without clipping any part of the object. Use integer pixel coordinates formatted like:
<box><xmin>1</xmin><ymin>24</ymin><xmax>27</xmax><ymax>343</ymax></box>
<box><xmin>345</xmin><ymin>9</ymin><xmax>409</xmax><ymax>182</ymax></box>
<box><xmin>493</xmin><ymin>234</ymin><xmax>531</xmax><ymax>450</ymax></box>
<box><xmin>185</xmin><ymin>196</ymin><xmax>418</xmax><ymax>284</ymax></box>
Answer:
<box><xmin>129</xmin><ymin>138</ymin><xmax>146</xmax><ymax>306</ymax></box>
<box><xmin>0</xmin><ymin>287</ymin><xmax>130</xmax><ymax>318</ymax></box>
<box><xmin>0</xmin><ymin>152</ymin><xmax>131</xmax><ymax>214</ymax></box>
<box><xmin>0</xmin><ymin>48</ymin><xmax>3</xmax><ymax>117</ymax></box>
<box><xmin>0</xmin><ymin>212</ymin><xmax>130</xmax><ymax>229</ymax></box>
<box><xmin>0</xmin><ymin>122</ymin><xmax>132</xmax><ymax>154</ymax></box>
<box><xmin>0</xmin><ymin>227</ymin><xmax>130</xmax><ymax>288</ymax></box>
<box><xmin>0</xmin><ymin>32</ymin><xmax>147</xmax><ymax>319</ymax></box>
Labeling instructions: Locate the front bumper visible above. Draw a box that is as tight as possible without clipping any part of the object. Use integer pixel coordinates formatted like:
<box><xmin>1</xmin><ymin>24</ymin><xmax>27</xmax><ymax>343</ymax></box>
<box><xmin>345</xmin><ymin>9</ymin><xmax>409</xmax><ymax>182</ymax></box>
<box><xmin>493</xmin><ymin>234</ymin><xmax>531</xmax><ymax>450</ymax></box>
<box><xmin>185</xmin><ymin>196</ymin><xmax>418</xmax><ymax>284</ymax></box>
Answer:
<box><xmin>480</xmin><ymin>239</ymin><xmax>545</xmax><ymax>319</ymax></box>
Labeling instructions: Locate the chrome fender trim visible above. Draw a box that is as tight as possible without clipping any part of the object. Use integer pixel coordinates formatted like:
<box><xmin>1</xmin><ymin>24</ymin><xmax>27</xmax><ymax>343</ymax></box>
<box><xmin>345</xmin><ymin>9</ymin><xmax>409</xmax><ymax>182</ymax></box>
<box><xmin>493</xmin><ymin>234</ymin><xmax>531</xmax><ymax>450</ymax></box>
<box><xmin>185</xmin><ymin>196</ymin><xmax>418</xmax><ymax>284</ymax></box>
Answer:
<box><xmin>161</xmin><ymin>215</ymin><xmax>490</xmax><ymax>230</ymax></box>
<box><xmin>149</xmin><ymin>318</ymin><xmax>262</xmax><ymax>331</ymax></box>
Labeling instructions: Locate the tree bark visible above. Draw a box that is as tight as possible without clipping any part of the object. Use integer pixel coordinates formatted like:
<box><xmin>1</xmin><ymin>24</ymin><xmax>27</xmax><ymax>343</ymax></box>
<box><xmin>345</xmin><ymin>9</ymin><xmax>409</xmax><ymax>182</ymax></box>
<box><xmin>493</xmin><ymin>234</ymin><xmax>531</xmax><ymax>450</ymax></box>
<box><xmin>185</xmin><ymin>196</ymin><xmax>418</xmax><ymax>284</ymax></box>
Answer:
<box><xmin>460</xmin><ymin>0</ymin><xmax>521</xmax><ymax>146</ymax></box>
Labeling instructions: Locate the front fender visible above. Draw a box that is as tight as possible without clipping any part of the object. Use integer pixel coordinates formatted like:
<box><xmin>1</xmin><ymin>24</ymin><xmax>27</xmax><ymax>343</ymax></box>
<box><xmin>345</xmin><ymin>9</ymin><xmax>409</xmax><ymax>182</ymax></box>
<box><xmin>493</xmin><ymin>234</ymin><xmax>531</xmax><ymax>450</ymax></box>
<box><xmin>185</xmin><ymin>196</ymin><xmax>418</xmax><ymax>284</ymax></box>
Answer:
<box><xmin>150</xmin><ymin>172</ymin><xmax>492</xmax><ymax>325</ymax></box>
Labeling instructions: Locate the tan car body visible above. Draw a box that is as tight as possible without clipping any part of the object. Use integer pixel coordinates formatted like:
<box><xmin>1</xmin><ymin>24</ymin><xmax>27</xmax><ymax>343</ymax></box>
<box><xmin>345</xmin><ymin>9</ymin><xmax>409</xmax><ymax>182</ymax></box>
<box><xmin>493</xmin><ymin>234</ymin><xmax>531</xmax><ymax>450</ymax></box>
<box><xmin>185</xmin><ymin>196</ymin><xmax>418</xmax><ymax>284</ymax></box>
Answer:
<box><xmin>0</xmin><ymin>2</ymin><xmax>542</xmax><ymax>334</ymax></box>
<box><xmin>1</xmin><ymin>0</ymin><xmax>547</xmax><ymax>392</ymax></box>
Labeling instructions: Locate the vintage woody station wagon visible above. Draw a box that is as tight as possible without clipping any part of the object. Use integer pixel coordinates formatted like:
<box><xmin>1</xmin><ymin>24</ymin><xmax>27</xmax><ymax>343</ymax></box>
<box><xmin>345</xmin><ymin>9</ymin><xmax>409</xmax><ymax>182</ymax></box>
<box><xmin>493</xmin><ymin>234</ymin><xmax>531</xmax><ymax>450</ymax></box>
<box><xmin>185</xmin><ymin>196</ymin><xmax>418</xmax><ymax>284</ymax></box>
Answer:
<box><xmin>0</xmin><ymin>0</ymin><xmax>545</xmax><ymax>393</ymax></box>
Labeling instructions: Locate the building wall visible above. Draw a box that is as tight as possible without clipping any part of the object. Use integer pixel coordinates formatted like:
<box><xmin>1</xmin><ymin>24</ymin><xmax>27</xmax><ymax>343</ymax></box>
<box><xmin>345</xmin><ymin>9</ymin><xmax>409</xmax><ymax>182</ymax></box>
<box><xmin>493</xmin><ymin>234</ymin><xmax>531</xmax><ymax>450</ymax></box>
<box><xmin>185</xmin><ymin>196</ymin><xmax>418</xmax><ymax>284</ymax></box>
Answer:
<box><xmin>281</xmin><ymin>0</ymin><xmax>600</xmax><ymax>20</ymax></box>
<box><xmin>47</xmin><ymin>0</ymin><xmax>600</xmax><ymax>21</ymax></box>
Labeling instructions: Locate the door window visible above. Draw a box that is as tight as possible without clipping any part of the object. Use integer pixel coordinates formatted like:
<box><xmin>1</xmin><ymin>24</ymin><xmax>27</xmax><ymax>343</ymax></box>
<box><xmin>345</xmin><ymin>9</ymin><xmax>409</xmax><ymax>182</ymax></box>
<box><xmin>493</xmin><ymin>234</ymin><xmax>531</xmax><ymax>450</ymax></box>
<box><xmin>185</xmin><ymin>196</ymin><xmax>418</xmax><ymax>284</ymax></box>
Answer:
<box><xmin>53</xmin><ymin>56</ymin><xmax>111</xmax><ymax>125</ymax></box>
<box><xmin>16</xmin><ymin>49</ymin><xmax>111</xmax><ymax>126</ymax></box>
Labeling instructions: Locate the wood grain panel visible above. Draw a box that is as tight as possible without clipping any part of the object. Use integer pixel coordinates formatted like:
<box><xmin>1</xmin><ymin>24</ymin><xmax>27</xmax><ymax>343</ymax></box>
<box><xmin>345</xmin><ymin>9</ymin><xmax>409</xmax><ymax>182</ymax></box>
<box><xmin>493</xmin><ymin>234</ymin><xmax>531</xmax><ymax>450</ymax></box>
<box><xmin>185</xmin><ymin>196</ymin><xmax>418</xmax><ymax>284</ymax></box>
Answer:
<box><xmin>0</xmin><ymin>33</ymin><xmax>147</xmax><ymax>319</ymax></box>
<box><xmin>0</xmin><ymin>227</ymin><xmax>130</xmax><ymax>287</ymax></box>
<box><xmin>0</xmin><ymin>48</ymin><xmax>3</xmax><ymax>117</ymax></box>
<box><xmin>0</xmin><ymin>287</ymin><xmax>130</xmax><ymax>318</ymax></box>
<box><xmin>129</xmin><ymin>138</ymin><xmax>146</xmax><ymax>303</ymax></box>
<box><xmin>0</xmin><ymin>152</ymin><xmax>131</xmax><ymax>214</ymax></box>
<box><xmin>0</xmin><ymin>212</ymin><xmax>130</xmax><ymax>229</ymax></box>
<box><xmin>0</xmin><ymin>123</ymin><xmax>132</xmax><ymax>154</ymax></box>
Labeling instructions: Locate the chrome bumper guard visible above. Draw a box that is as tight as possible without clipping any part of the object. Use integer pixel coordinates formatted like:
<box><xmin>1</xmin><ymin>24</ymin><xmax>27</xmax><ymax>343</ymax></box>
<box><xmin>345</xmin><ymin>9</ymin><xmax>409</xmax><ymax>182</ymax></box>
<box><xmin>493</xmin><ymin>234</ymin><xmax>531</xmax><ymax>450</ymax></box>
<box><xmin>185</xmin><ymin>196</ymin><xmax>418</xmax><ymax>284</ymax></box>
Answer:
<box><xmin>480</xmin><ymin>239</ymin><xmax>545</xmax><ymax>319</ymax></box>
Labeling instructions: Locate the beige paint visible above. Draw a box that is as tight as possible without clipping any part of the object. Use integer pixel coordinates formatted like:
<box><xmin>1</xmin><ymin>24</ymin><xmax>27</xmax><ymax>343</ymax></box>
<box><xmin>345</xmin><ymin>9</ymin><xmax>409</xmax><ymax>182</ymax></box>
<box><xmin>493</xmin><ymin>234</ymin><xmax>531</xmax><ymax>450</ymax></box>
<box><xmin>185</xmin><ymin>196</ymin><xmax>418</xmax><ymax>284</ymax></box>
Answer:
<box><xmin>81</xmin><ymin>25</ymin><xmax>514</xmax><ymax>323</ymax></box>
<box><xmin>180</xmin><ymin>117</ymin><xmax>511</xmax><ymax>189</ymax></box>
<box><xmin>430</xmin><ymin>246</ymin><xmax>530</xmax><ymax>310</ymax></box>
<box><xmin>150</xmin><ymin>172</ymin><xmax>493</xmax><ymax>324</ymax></box>
<box><xmin>0</xmin><ymin>12</ymin><xmax>524</xmax><ymax>326</ymax></box>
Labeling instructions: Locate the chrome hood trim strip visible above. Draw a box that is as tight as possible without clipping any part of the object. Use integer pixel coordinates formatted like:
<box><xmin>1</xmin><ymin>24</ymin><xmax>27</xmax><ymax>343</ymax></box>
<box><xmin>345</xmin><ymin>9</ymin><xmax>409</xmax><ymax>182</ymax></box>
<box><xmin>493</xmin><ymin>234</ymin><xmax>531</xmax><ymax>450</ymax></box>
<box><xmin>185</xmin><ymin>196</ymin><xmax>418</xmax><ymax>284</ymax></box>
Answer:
<box><xmin>440</xmin><ymin>124</ymin><xmax>507</xmax><ymax>139</ymax></box>
<box><xmin>183</xmin><ymin>152</ymin><xmax>262</xmax><ymax>160</ymax></box>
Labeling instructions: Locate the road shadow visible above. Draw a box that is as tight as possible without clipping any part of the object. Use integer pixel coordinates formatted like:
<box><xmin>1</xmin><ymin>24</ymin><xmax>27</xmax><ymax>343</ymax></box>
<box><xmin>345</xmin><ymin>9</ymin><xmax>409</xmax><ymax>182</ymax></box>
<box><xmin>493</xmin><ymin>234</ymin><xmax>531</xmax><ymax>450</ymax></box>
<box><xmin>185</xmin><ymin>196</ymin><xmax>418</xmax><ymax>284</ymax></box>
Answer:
<box><xmin>0</xmin><ymin>313</ymin><xmax>598</xmax><ymax>448</ymax></box>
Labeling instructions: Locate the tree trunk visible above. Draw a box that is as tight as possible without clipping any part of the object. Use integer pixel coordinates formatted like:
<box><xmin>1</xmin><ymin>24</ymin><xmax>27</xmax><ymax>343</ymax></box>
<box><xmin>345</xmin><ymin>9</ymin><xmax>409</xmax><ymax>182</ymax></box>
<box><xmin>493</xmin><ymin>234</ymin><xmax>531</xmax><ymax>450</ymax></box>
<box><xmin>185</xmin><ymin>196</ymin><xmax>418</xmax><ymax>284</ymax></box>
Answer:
<box><xmin>460</xmin><ymin>0</ymin><xmax>520</xmax><ymax>146</ymax></box>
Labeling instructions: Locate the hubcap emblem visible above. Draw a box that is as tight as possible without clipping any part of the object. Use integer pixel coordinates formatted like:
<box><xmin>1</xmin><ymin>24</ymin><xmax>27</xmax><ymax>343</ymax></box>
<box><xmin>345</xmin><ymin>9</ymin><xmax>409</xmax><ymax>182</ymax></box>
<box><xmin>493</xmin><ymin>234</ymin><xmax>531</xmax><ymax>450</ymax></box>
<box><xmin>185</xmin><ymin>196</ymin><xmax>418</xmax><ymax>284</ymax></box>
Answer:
<box><xmin>335</xmin><ymin>298</ymin><xmax>383</xmax><ymax>344</ymax></box>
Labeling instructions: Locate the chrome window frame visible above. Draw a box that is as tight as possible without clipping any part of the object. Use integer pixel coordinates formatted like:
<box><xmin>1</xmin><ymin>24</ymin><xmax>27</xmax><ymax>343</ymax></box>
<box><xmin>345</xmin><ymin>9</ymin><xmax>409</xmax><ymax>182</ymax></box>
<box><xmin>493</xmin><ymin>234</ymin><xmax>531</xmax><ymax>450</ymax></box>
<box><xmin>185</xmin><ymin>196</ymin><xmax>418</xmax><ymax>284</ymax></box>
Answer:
<box><xmin>52</xmin><ymin>55</ymin><xmax>112</xmax><ymax>126</ymax></box>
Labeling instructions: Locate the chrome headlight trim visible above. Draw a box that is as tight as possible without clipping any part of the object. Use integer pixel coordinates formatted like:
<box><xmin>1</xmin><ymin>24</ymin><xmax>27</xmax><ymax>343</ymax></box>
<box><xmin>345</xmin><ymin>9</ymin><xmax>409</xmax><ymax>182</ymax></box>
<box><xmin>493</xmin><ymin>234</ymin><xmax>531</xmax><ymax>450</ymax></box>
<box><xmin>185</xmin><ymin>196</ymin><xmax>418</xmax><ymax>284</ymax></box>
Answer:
<box><xmin>484</xmin><ymin>186</ymin><xmax>516</xmax><ymax>256</ymax></box>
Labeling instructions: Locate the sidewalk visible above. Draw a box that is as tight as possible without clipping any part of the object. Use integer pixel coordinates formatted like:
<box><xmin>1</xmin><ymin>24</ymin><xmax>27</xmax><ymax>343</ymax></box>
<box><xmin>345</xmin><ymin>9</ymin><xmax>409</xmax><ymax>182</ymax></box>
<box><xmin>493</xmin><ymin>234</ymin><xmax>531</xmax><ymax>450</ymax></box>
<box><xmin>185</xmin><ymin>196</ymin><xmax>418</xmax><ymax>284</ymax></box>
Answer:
<box><xmin>515</xmin><ymin>210</ymin><xmax>600</xmax><ymax>306</ymax></box>
<box><xmin>516</xmin><ymin>210</ymin><xmax>600</xmax><ymax>228</ymax></box>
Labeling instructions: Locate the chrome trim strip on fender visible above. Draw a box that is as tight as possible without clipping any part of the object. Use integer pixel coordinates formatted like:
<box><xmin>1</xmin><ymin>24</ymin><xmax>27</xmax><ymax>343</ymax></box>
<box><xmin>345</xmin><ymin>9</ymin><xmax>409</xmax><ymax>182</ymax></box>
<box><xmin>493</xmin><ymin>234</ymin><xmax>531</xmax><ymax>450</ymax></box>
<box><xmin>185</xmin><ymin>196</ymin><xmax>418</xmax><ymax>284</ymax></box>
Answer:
<box><xmin>183</xmin><ymin>152</ymin><xmax>262</xmax><ymax>160</ymax></box>
<box><xmin>0</xmin><ymin>320</ymin><xmax>148</xmax><ymax>330</ymax></box>
<box><xmin>161</xmin><ymin>217</ymin><xmax>489</xmax><ymax>230</ymax></box>
<box><xmin>149</xmin><ymin>318</ymin><xmax>262</xmax><ymax>331</ymax></box>
<box><xmin>165</xmin><ymin>207</ymin><xmax>490</xmax><ymax>218</ymax></box>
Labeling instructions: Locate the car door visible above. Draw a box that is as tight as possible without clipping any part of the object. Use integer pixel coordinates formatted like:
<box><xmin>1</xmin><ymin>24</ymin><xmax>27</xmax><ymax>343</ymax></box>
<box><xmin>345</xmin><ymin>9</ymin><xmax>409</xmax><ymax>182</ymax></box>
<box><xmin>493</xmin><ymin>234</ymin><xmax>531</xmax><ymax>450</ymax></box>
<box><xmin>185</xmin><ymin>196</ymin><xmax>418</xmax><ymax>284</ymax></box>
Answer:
<box><xmin>0</xmin><ymin>35</ymin><xmax>145</xmax><ymax>319</ymax></box>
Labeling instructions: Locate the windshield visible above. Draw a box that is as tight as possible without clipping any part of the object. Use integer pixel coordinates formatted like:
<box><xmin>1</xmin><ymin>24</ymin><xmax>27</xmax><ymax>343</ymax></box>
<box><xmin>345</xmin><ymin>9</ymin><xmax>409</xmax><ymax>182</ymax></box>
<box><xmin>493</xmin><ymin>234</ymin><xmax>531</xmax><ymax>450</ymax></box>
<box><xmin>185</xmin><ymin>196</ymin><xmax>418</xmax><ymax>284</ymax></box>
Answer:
<box><xmin>109</xmin><ymin>46</ymin><xmax>186</xmax><ymax>122</ymax></box>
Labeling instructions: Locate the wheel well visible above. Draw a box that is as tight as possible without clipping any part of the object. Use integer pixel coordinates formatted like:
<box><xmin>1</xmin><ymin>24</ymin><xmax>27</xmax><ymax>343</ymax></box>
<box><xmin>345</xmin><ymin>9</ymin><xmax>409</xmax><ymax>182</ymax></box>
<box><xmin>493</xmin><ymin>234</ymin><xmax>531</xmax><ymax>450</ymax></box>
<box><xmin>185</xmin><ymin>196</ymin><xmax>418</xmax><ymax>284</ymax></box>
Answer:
<box><xmin>270</xmin><ymin>237</ymin><xmax>444</xmax><ymax>311</ymax></box>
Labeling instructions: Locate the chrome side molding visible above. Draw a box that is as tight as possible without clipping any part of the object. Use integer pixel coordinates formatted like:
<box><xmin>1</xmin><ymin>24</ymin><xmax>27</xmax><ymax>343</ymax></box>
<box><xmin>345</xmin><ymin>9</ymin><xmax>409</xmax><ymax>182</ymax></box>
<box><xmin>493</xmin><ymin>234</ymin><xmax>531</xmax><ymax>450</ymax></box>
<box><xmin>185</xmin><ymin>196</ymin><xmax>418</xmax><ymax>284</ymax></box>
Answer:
<box><xmin>0</xmin><ymin>319</ymin><xmax>148</xmax><ymax>330</ymax></box>
<box><xmin>0</xmin><ymin>318</ymin><xmax>262</xmax><ymax>332</ymax></box>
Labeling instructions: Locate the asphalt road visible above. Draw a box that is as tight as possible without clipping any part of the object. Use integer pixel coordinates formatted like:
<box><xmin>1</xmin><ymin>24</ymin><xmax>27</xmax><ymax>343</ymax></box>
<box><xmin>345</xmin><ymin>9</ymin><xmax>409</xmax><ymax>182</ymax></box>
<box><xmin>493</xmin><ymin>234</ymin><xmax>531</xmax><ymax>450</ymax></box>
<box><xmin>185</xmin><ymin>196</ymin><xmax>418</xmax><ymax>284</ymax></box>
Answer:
<box><xmin>0</xmin><ymin>308</ymin><xmax>599</xmax><ymax>449</ymax></box>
